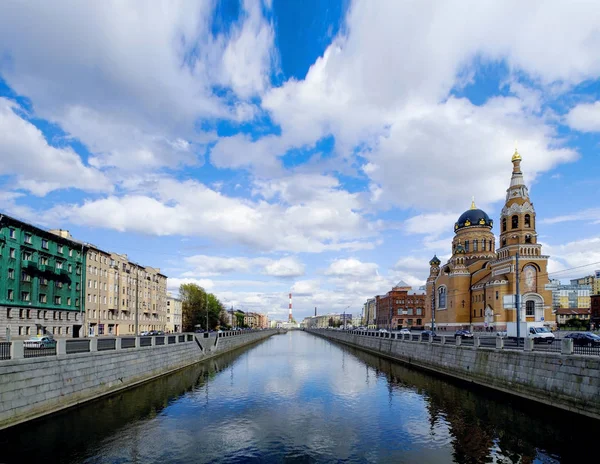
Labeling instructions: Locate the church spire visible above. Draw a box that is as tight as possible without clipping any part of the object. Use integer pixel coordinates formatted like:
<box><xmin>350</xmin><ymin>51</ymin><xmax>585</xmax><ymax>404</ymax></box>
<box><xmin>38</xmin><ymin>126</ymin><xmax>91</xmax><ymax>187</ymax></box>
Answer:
<box><xmin>470</xmin><ymin>196</ymin><xmax>476</xmax><ymax>210</ymax></box>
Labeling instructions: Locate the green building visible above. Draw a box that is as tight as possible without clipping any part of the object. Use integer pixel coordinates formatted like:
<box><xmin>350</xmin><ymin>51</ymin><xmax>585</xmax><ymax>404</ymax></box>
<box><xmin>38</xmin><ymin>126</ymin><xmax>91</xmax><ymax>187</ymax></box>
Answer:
<box><xmin>0</xmin><ymin>213</ymin><xmax>86</xmax><ymax>339</ymax></box>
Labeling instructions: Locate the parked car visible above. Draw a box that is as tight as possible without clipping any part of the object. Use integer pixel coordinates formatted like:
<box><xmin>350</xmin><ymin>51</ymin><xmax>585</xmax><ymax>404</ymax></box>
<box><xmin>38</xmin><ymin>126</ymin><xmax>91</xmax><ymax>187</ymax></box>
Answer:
<box><xmin>454</xmin><ymin>329</ymin><xmax>474</xmax><ymax>339</ymax></box>
<box><xmin>23</xmin><ymin>335</ymin><xmax>56</xmax><ymax>349</ymax></box>
<box><xmin>378</xmin><ymin>329</ymin><xmax>389</xmax><ymax>333</ymax></box>
<box><xmin>564</xmin><ymin>332</ymin><xmax>600</xmax><ymax>346</ymax></box>
<box><xmin>140</xmin><ymin>331</ymin><xmax>151</xmax><ymax>336</ymax></box>
<box><xmin>421</xmin><ymin>330</ymin><xmax>437</xmax><ymax>340</ymax></box>
<box><xmin>399</xmin><ymin>328</ymin><xmax>411</xmax><ymax>335</ymax></box>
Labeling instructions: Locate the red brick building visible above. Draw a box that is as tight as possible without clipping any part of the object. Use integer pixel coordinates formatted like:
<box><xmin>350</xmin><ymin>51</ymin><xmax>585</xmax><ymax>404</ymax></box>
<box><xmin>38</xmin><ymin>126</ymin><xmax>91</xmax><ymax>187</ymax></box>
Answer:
<box><xmin>591</xmin><ymin>294</ymin><xmax>600</xmax><ymax>330</ymax></box>
<box><xmin>375</xmin><ymin>281</ymin><xmax>427</xmax><ymax>330</ymax></box>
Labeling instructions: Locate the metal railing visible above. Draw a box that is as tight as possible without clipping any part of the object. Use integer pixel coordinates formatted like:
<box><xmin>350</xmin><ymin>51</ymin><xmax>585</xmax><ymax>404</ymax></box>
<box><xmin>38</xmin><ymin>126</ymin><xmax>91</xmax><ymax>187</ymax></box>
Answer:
<box><xmin>66</xmin><ymin>339</ymin><xmax>90</xmax><ymax>354</ymax></box>
<box><xmin>0</xmin><ymin>342</ymin><xmax>11</xmax><ymax>360</ymax></box>
<box><xmin>98</xmin><ymin>338</ymin><xmax>116</xmax><ymax>351</ymax></box>
<box><xmin>24</xmin><ymin>346</ymin><xmax>56</xmax><ymax>358</ymax></box>
<box><xmin>178</xmin><ymin>335</ymin><xmax>185</xmax><ymax>343</ymax></box>
<box><xmin>168</xmin><ymin>336</ymin><xmax>176</xmax><ymax>345</ymax></box>
<box><xmin>155</xmin><ymin>336</ymin><xmax>165</xmax><ymax>346</ymax></box>
<box><xmin>121</xmin><ymin>337</ymin><xmax>136</xmax><ymax>349</ymax></box>
<box><xmin>140</xmin><ymin>337</ymin><xmax>152</xmax><ymax>347</ymax></box>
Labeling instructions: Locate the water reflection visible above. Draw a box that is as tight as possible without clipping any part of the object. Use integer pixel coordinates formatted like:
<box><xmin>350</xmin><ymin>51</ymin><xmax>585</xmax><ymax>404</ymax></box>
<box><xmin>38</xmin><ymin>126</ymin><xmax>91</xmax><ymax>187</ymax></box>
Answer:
<box><xmin>0</xmin><ymin>331</ymin><xmax>595</xmax><ymax>463</ymax></box>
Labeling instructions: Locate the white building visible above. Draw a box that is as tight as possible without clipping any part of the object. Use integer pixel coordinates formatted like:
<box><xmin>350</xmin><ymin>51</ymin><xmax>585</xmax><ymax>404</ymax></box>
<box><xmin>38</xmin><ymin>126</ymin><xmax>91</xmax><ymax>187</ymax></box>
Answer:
<box><xmin>166</xmin><ymin>295</ymin><xmax>182</xmax><ymax>333</ymax></box>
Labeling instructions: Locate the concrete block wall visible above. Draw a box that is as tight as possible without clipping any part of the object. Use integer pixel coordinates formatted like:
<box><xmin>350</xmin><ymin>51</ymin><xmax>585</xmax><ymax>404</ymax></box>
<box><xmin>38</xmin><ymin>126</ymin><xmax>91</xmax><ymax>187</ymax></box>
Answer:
<box><xmin>308</xmin><ymin>330</ymin><xmax>600</xmax><ymax>420</ymax></box>
<box><xmin>0</xmin><ymin>330</ymin><xmax>276</xmax><ymax>430</ymax></box>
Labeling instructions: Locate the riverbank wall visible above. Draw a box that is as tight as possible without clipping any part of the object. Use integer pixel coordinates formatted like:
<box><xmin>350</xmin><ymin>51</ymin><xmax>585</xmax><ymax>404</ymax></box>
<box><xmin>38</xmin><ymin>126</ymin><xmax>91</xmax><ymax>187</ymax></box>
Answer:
<box><xmin>0</xmin><ymin>330</ymin><xmax>279</xmax><ymax>430</ymax></box>
<box><xmin>308</xmin><ymin>329</ymin><xmax>600</xmax><ymax>420</ymax></box>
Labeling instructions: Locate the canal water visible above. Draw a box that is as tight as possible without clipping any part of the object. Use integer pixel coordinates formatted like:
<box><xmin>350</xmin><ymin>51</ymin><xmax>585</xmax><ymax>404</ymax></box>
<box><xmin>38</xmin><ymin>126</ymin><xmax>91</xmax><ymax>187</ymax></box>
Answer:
<box><xmin>1</xmin><ymin>331</ymin><xmax>596</xmax><ymax>463</ymax></box>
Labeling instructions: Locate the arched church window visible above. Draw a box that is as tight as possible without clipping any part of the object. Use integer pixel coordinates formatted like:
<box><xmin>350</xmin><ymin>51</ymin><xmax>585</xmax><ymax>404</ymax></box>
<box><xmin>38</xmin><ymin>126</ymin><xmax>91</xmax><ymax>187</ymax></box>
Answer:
<box><xmin>465</xmin><ymin>240</ymin><xmax>469</xmax><ymax>252</ymax></box>
<box><xmin>489</xmin><ymin>240</ymin><xmax>493</xmax><ymax>251</ymax></box>
<box><xmin>438</xmin><ymin>287</ymin><xmax>446</xmax><ymax>309</ymax></box>
<box><xmin>502</xmin><ymin>238</ymin><xmax>506</xmax><ymax>247</ymax></box>
<box><xmin>473</xmin><ymin>240</ymin><xmax>478</xmax><ymax>251</ymax></box>
<box><xmin>525</xmin><ymin>235</ymin><xmax>532</xmax><ymax>244</ymax></box>
<box><xmin>481</xmin><ymin>240</ymin><xmax>486</xmax><ymax>251</ymax></box>
<box><xmin>526</xmin><ymin>300</ymin><xmax>535</xmax><ymax>316</ymax></box>
<box><xmin>502</xmin><ymin>217</ymin><xmax>507</xmax><ymax>232</ymax></box>
<box><xmin>524</xmin><ymin>214</ymin><xmax>531</xmax><ymax>227</ymax></box>
<box><xmin>512</xmin><ymin>215</ymin><xmax>519</xmax><ymax>229</ymax></box>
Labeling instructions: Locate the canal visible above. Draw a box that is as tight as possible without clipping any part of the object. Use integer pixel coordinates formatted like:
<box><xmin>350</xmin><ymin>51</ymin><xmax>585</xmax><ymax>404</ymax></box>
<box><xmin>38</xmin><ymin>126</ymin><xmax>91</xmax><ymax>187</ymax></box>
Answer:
<box><xmin>0</xmin><ymin>331</ymin><xmax>595</xmax><ymax>463</ymax></box>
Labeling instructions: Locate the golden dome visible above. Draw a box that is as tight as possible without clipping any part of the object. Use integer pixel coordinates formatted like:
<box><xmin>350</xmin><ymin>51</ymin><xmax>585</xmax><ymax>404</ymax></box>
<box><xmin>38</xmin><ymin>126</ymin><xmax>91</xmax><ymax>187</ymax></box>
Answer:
<box><xmin>512</xmin><ymin>148</ymin><xmax>522</xmax><ymax>162</ymax></box>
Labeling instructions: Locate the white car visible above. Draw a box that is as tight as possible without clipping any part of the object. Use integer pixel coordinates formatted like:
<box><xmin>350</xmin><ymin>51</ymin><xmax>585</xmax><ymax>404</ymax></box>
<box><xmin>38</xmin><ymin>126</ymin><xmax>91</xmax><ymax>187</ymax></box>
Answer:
<box><xmin>378</xmin><ymin>329</ymin><xmax>389</xmax><ymax>333</ymax></box>
<box><xmin>24</xmin><ymin>335</ymin><xmax>56</xmax><ymax>349</ymax></box>
<box><xmin>399</xmin><ymin>329</ymin><xmax>411</xmax><ymax>335</ymax></box>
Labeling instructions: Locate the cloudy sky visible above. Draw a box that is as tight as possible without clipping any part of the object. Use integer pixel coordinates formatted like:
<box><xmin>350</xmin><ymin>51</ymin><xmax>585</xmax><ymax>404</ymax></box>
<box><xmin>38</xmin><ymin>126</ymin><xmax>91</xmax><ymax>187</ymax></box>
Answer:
<box><xmin>1</xmin><ymin>0</ymin><xmax>599</xmax><ymax>322</ymax></box>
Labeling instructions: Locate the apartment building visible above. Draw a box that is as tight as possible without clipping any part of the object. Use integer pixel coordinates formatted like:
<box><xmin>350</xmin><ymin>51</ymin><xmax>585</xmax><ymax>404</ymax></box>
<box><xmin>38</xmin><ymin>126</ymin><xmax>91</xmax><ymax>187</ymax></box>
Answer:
<box><xmin>0</xmin><ymin>215</ymin><xmax>85</xmax><ymax>339</ymax></box>
<box><xmin>166</xmin><ymin>295</ymin><xmax>182</xmax><ymax>333</ymax></box>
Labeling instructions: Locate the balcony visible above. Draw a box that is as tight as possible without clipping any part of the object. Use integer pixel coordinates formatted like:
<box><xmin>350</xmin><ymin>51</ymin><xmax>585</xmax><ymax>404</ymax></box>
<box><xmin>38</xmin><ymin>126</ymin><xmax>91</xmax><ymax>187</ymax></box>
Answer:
<box><xmin>23</xmin><ymin>260</ymin><xmax>38</xmax><ymax>270</ymax></box>
<box><xmin>59</xmin><ymin>268</ymin><xmax>70</xmax><ymax>276</ymax></box>
<box><xmin>38</xmin><ymin>264</ymin><xmax>49</xmax><ymax>273</ymax></box>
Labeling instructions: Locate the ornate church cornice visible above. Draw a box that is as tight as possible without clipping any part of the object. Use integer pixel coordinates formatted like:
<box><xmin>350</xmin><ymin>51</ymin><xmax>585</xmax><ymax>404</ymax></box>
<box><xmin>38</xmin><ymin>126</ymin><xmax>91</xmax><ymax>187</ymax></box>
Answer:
<box><xmin>501</xmin><ymin>201</ymin><xmax>535</xmax><ymax>217</ymax></box>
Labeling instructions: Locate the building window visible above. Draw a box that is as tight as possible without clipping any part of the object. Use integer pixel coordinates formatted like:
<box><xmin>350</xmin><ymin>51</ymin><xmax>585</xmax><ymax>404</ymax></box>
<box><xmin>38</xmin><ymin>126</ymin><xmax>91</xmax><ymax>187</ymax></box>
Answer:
<box><xmin>58</xmin><ymin>245</ymin><xmax>63</xmax><ymax>253</ymax></box>
<box><xmin>39</xmin><ymin>294</ymin><xmax>47</xmax><ymax>303</ymax></box>
<box><xmin>512</xmin><ymin>215</ymin><xmax>519</xmax><ymax>229</ymax></box>
<box><xmin>56</xmin><ymin>261</ymin><xmax>63</xmax><ymax>270</ymax></box>
<box><xmin>67</xmin><ymin>297</ymin><xmax>71</xmax><ymax>306</ymax></box>
<box><xmin>55</xmin><ymin>296</ymin><xmax>61</xmax><ymax>305</ymax></box>
<box><xmin>40</xmin><ymin>277</ymin><xmax>48</xmax><ymax>286</ymax></box>
<box><xmin>26</xmin><ymin>327</ymin><xmax>30</xmax><ymax>335</ymax></box>
<box><xmin>502</xmin><ymin>217</ymin><xmax>507</xmax><ymax>232</ymax></box>
<box><xmin>23</xmin><ymin>251</ymin><xmax>32</xmax><ymax>261</ymax></box>
<box><xmin>88</xmin><ymin>294</ymin><xmax>91</xmax><ymax>303</ymax></box>
<box><xmin>88</xmin><ymin>280</ymin><xmax>92</xmax><ymax>288</ymax></box>
<box><xmin>68</xmin><ymin>264</ymin><xmax>72</xmax><ymax>272</ymax></box>
<box><xmin>465</xmin><ymin>240</ymin><xmax>469</xmax><ymax>252</ymax></box>
<box><xmin>6</xmin><ymin>308</ymin><xmax>12</xmax><ymax>318</ymax></box>
<box><xmin>524</xmin><ymin>214</ymin><xmax>531</xmax><ymax>228</ymax></box>
<box><xmin>473</xmin><ymin>240</ymin><xmax>478</xmax><ymax>252</ymax></box>
<box><xmin>69</xmin><ymin>249</ymin><xmax>73</xmax><ymax>257</ymax></box>
<box><xmin>481</xmin><ymin>240</ymin><xmax>485</xmax><ymax>251</ymax></box>
<box><xmin>22</xmin><ymin>292</ymin><xmax>30</xmax><ymax>302</ymax></box>
<box><xmin>502</xmin><ymin>238</ymin><xmax>507</xmax><ymax>247</ymax></box>
<box><xmin>21</xmin><ymin>271</ymin><xmax>31</xmax><ymax>282</ymax></box>
<box><xmin>9</xmin><ymin>228</ymin><xmax>15</xmax><ymax>238</ymax></box>
<box><xmin>525</xmin><ymin>235</ymin><xmax>532</xmax><ymax>244</ymax></box>
<box><xmin>8</xmin><ymin>289</ymin><xmax>14</xmax><ymax>301</ymax></box>
<box><xmin>416</xmin><ymin>308</ymin><xmax>423</xmax><ymax>315</ymax></box>
<box><xmin>438</xmin><ymin>287</ymin><xmax>447</xmax><ymax>309</ymax></box>
<box><xmin>75</xmin><ymin>298</ymin><xmax>79</xmax><ymax>307</ymax></box>
<box><xmin>41</xmin><ymin>239</ymin><xmax>48</xmax><ymax>249</ymax></box>
<box><xmin>55</xmin><ymin>281</ymin><xmax>63</xmax><ymax>289</ymax></box>
<box><xmin>9</xmin><ymin>248</ymin><xmax>15</xmax><ymax>258</ymax></box>
<box><xmin>526</xmin><ymin>300</ymin><xmax>535</xmax><ymax>316</ymax></box>
<box><xmin>8</xmin><ymin>268</ymin><xmax>14</xmax><ymax>279</ymax></box>
<box><xmin>76</xmin><ymin>282</ymin><xmax>80</xmax><ymax>291</ymax></box>
<box><xmin>496</xmin><ymin>291</ymin><xmax>499</xmax><ymax>300</ymax></box>
<box><xmin>24</xmin><ymin>233</ymin><xmax>32</xmax><ymax>244</ymax></box>
<box><xmin>40</xmin><ymin>256</ymin><xmax>49</xmax><ymax>265</ymax></box>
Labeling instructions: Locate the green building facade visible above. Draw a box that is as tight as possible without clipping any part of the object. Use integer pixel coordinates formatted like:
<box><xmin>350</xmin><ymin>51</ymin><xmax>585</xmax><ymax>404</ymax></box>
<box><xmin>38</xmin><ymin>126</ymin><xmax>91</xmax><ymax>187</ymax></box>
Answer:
<box><xmin>0</xmin><ymin>214</ymin><xmax>87</xmax><ymax>339</ymax></box>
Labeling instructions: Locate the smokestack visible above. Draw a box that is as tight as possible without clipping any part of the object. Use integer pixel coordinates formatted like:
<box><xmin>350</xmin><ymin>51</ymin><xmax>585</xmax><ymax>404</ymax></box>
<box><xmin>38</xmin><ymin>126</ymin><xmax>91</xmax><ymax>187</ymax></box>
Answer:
<box><xmin>288</xmin><ymin>293</ymin><xmax>293</xmax><ymax>322</ymax></box>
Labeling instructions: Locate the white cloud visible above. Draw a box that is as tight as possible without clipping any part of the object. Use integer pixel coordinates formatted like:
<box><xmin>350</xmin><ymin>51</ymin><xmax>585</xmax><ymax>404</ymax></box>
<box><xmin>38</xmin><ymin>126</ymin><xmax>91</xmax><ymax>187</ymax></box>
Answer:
<box><xmin>565</xmin><ymin>101</ymin><xmax>600</xmax><ymax>132</ymax></box>
<box><xmin>542</xmin><ymin>208</ymin><xmax>600</xmax><ymax>225</ymax></box>
<box><xmin>181</xmin><ymin>254</ymin><xmax>305</xmax><ymax>278</ymax></box>
<box><xmin>0</xmin><ymin>1</ymin><xmax>275</xmax><ymax>172</ymax></box>
<box><xmin>263</xmin><ymin>257</ymin><xmax>305</xmax><ymax>277</ymax></box>
<box><xmin>45</xmin><ymin>176</ymin><xmax>377</xmax><ymax>253</ymax></box>
<box><xmin>324</xmin><ymin>258</ymin><xmax>379</xmax><ymax>278</ymax></box>
<box><xmin>0</xmin><ymin>98</ymin><xmax>112</xmax><ymax>195</ymax></box>
<box><xmin>544</xmin><ymin>236</ymin><xmax>600</xmax><ymax>281</ymax></box>
<box><xmin>403</xmin><ymin>213</ymin><xmax>459</xmax><ymax>238</ymax></box>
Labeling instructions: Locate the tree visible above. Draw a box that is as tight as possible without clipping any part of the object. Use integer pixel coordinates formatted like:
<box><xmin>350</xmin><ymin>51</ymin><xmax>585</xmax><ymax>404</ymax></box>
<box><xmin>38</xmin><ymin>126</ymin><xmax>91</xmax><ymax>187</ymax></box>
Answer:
<box><xmin>180</xmin><ymin>283</ymin><xmax>225</xmax><ymax>331</ymax></box>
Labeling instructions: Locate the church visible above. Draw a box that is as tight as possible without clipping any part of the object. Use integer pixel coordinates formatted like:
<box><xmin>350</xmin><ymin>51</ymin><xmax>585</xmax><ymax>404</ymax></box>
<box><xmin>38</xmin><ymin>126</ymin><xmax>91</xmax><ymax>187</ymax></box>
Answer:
<box><xmin>425</xmin><ymin>150</ymin><xmax>554</xmax><ymax>332</ymax></box>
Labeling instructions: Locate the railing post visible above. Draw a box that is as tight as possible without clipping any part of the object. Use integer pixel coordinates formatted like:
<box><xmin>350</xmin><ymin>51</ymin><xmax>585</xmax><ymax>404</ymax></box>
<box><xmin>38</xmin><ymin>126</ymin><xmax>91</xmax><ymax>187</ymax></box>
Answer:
<box><xmin>428</xmin><ymin>334</ymin><xmax>434</xmax><ymax>344</ymax></box>
<box><xmin>524</xmin><ymin>338</ymin><xmax>534</xmax><ymax>352</ymax></box>
<box><xmin>418</xmin><ymin>334</ymin><xmax>423</xmax><ymax>342</ymax></box>
<box><xmin>561</xmin><ymin>338</ymin><xmax>574</xmax><ymax>355</ymax></box>
<box><xmin>115</xmin><ymin>337</ymin><xmax>122</xmax><ymax>350</ymax></box>
<box><xmin>495</xmin><ymin>337</ymin><xmax>504</xmax><ymax>350</ymax></box>
<box><xmin>10</xmin><ymin>340</ymin><xmax>24</xmax><ymax>359</ymax></box>
<box><xmin>441</xmin><ymin>335</ymin><xmax>446</xmax><ymax>345</ymax></box>
<box><xmin>135</xmin><ymin>336</ymin><xmax>140</xmax><ymax>349</ymax></box>
<box><xmin>90</xmin><ymin>338</ymin><xmax>98</xmax><ymax>352</ymax></box>
<box><xmin>456</xmin><ymin>336</ymin><xmax>462</xmax><ymax>346</ymax></box>
<box><xmin>474</xmin><ymin>336</ymin><xmax>481</xmax><ymax>348</ymax></box>
<box><xmin>57</xmin><ymin>339</ymin><xmax>67</xmax><ymax>356</ymax></box>
<box><xmin>150</xmin><ymin>336</ymin><xmax>156</xmax><ymax>347</ymax></box>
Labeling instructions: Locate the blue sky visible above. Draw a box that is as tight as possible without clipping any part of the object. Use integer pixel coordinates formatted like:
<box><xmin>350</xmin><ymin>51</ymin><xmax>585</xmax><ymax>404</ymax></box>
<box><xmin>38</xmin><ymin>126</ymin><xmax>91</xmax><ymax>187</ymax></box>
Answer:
<box><xmin>0</xmin><ymin>0</ymin><xmax>599</xmax><ymax>322</ymax></box>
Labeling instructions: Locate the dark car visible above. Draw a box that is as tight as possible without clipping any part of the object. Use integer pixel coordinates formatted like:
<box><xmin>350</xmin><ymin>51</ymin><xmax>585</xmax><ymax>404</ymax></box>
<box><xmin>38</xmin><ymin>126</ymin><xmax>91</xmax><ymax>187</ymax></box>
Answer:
<box><xmin>564</xmin><ymin>332</ymin><xmax>600</xmax><ymax>346</ymax></box>
<box><xmin>454</xmin><ymin>329</ymin><xmax>474</xmax><ymax>339</ymax></box>
<box><xmin>421</xmin><ymin>330</ymin><xmax>437</xmax><ymax>340</ymax></box>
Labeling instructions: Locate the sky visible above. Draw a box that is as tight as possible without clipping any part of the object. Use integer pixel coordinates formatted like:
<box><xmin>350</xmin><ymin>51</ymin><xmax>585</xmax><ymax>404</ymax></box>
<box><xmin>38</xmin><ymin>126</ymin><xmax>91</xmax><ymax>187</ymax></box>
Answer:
<box><xmin>0</xmin><ymin>0</ymin><xmax>599</xmax><ymax>322</ymax></box>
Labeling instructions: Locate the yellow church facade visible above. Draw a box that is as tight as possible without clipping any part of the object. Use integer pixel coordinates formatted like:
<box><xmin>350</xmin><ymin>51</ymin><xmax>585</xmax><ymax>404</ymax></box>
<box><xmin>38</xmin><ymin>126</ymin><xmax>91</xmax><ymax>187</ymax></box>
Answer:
<box><xmin>425</xmin><ymin>151</ymin><xmax>555</xmax><ymax>332</ymax></box>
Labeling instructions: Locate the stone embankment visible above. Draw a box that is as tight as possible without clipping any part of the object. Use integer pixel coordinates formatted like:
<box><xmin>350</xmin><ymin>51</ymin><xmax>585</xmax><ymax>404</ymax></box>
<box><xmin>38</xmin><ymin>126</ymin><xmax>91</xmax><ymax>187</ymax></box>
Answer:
<box><xmin>0</xmin><ymin>330</ymin><xmax>279</xmax><ymax>430</ymax></box>
<box><xmin>308</xmin><ymin>329</ymin><xmax>600</xmax><ymax>420</ymax></box>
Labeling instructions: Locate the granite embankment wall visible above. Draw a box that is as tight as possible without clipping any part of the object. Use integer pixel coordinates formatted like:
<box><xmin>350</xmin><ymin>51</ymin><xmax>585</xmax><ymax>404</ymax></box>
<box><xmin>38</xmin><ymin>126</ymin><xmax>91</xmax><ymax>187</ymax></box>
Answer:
<box><xmin>308</xmin><ymin>329</ymin><xmax>600</xmax><ymax>420</ymax></box>
<box><xmin>0</xmin><ymin>330</ymin><xmax>279</xmax><ymax>430</ymax></box>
